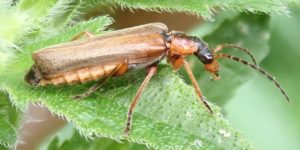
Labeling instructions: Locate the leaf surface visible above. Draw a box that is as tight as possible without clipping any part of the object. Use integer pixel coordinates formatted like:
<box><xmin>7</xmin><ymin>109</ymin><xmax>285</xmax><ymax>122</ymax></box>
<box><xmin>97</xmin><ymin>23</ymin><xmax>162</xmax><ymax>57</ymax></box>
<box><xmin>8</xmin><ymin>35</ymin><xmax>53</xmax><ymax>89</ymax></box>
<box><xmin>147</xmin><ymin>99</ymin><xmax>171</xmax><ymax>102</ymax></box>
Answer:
<box><xmin>0</xmin><ymin>16</ymin><xmax>253</xmax><ymax>149</ymax></box>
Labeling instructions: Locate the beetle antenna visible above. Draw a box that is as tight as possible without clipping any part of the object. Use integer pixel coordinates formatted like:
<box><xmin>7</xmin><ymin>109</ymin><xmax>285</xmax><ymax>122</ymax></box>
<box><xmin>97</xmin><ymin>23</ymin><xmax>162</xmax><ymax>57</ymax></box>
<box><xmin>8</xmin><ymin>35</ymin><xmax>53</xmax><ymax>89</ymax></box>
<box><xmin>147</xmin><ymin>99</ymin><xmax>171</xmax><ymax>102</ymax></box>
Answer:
<box><xmin>214</xmin><ymin>44</ymin><xmax>257</xmax><ymax>65</ymax></box>
<box><xmin>216</xmin><ymin>53</ymin><xmax>290</xmax><ymax>103</ymax></box>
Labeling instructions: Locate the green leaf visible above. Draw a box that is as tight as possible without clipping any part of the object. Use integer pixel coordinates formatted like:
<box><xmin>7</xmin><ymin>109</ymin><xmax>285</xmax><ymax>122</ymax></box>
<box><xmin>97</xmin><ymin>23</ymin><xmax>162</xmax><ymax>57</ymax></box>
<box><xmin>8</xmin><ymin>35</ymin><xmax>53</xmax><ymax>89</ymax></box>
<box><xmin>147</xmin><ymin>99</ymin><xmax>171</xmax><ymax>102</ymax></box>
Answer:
<box><xmin>45</xmin><ymin>125</ymin><xmax>147</xmax><ymax>150</ymax></box>
<box><xmin>0</xmin><ymin>0</ymin><xmax>87</xmax><ymax>66</ymax></box>
<box><xmin>0</xmin><ymin>91</ymin><xmax>19</xmax><ymax>148</ymax></box>
<box><xmin>0</xmin><ymin>16</ymin><xmax>252</xmax><ymax>149</ymax></box>
<box><xmin>18</xmin><ymin>0</ymin><xmax>84</xmax><ymax>42</ymax></box>
<box><xmin>0</xmin><ymin>0</ymin><xmax>92</xmax><ymax>48</ymax></box>
<box><xmin>18</xmin><ymin>0</ymin><xmax>58</xmax><ymax>18</ymax></box>
<box><xmin>110</xmin><ymin>0</ymin><xmax>290</xmax><ymax>20</ymax></box>
<box><xmin>0</xmin><ymin>0</ymin><xmax>58</xmax><ymax>43</ymax></box>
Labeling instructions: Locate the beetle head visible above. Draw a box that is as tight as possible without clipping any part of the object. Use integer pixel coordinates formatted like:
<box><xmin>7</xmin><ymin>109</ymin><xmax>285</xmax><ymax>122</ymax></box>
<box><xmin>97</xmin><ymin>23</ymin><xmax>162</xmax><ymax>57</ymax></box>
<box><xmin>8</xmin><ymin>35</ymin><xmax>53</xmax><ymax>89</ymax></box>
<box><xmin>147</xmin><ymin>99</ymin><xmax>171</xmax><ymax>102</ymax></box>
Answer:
<box><xmin>25</xmin><ymin>65</ymin><xmax>41</xmax><ymax>86</ymax></box>
<box><xmin>193</xmin><ymin>37</ymin><xmax>220</xmax><ymax>80</ymax></box>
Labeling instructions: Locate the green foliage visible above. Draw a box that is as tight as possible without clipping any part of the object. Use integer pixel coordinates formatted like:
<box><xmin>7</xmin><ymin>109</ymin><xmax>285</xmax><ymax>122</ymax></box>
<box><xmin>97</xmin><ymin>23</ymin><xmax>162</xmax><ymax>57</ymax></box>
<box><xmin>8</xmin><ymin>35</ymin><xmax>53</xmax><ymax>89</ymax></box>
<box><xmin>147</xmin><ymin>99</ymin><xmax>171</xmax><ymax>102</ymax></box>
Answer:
<box><xmin>46</xmin><ymin>126</ymin><xmax>147</xmax><ymax>150</ymax></box>
<box><xmin>111</xmin><ymin>0</ymin><xmax>290</xmax><ymax>20</ymax></box>
<box><xmin>0</xmin><ymin>92</ymin><xmax>19</xmax><ymax>148</ymax></box>
<box><xmin>0</xmin><ymin>0</ymin><xmax>87</xmax><ymax>70</ymax></box>
<box><xmin>0</xmin><ymin>15</ymin><xmax>255</xmax><ymax>149</ymax></box>
<box><xmin>225</xmin><ymin>5</ymin><xmax>300</xmax><ymax>150</ymax></box>
<box><xmin>17</xmin><ymin>0</ymin><xmax>83</xmax><ymax>42</ymax></box>
<box><xmin>18</xmin><ymin>0</ymin><xmax>57</xmax><ymax>18</ymax></box>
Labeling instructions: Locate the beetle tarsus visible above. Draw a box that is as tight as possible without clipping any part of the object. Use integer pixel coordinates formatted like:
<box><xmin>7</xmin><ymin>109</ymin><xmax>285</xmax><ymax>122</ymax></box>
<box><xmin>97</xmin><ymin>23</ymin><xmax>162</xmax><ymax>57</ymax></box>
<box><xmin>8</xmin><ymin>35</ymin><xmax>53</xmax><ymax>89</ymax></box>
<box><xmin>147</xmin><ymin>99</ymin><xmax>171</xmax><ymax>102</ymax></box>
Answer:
<box><xmin>71</xmin><ymin>79</ymin><xmax>107</xmax><ymax>100</ymax></box>
<box><xmin>124</xmin><ymin>111</ymin><xmax>133</xmax><ymax>136</ymax></box>
<box><xmin>71</xmin><ymin>93</ymin><xmax>88</xmax><ymax>100</ymax></box>
<box><xmin>200</xmin><ymin>96</ymin><xmax>213</xmax><ymax>114</ymax></box>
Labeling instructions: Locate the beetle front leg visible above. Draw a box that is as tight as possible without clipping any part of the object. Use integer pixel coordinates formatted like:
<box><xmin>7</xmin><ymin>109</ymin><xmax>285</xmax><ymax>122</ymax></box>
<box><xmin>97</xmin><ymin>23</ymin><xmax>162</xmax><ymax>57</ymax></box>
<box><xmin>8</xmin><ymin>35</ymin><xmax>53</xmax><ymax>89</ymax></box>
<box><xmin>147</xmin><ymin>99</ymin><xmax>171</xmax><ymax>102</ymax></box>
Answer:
<box><xmin>182</xmin><ymin>59</ymin><xmax>213</xmax><ymax>114</ymax></box>
<box><xmin>71</xmin><ymin>31</ymin><xmax>95</xmax><ymax>41</ymax></box>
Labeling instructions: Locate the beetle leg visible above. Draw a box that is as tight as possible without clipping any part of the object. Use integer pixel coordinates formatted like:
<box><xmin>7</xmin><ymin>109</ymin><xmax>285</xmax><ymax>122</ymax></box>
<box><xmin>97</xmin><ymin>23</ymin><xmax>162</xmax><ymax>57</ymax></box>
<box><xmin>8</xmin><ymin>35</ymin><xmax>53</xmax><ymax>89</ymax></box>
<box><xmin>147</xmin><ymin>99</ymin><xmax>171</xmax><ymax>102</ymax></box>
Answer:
<box><xmin>71</xmin><ymin>31</ymin><xmax>95</xmax><ymax>41</ymax></box>
<box><xmin>124</xmin><ymin>64</ymin><xmax>157</xmax><ymax>136</ymax></box>
<box><xmin>170</xmin><ymin>55</ymin><xmax>184</xmax><ymax>70</ymax></box>
<box><xmin>72</xmin><ymin>60</ymin><xmax>128</xmax><ymax>99</ymax></box>
<box><xmin>183</xmin><ymin>59</ymin><xmax>213</xmax><ymax>114</ymax></box>
<box><xmin>71</xmin><ymin>77</ymin><xmax>108</xmax><ymax>99</ymax></box>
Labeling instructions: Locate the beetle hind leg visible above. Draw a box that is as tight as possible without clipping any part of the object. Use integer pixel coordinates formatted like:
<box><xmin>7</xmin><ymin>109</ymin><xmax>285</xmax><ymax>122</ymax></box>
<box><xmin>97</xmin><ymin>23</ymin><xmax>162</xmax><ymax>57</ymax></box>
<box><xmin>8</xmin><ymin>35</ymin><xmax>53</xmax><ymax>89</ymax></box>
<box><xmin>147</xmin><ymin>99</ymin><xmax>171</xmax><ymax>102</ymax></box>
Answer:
<box><xmin>71</xmin><ymin>78</ymin><xmax>107</xmax><ymax>99</ymax></box>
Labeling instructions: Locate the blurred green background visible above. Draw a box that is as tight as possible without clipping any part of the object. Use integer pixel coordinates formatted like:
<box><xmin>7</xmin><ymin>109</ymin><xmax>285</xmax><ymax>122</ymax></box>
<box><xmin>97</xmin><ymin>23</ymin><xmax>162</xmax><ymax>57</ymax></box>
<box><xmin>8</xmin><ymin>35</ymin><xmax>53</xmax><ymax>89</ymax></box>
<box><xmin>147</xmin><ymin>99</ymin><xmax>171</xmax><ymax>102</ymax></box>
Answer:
<box><xmin>225</xmin><ymin>5</ymin><xmax>300</xmax><ymax>150</ymax></box>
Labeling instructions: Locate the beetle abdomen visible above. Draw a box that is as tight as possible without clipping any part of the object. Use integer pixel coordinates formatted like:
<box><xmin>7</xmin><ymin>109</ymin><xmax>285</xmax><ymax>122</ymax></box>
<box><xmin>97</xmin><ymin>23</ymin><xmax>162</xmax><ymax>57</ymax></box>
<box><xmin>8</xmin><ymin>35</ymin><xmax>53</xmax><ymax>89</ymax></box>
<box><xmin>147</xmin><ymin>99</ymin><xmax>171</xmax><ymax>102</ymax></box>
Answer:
<box><xmin>39</xmin><ymin>64</ymin><xmax>118</xmax><ymax>86</ymax></box>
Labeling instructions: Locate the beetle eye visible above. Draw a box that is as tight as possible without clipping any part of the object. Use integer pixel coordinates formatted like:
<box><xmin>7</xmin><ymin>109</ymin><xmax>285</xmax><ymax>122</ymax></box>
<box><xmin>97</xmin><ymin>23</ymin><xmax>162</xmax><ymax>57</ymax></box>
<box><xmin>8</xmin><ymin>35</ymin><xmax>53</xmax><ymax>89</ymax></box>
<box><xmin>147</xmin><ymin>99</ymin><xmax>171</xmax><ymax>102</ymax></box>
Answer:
<box><xmin>201</xmin><ymin>53</ymin><xmax>213</xmax><ymax>63</ymax></box>
<box><xmin>195</xmin><ymin>47</ymin><xmax>213</xmax><ymax>64</ymax></box>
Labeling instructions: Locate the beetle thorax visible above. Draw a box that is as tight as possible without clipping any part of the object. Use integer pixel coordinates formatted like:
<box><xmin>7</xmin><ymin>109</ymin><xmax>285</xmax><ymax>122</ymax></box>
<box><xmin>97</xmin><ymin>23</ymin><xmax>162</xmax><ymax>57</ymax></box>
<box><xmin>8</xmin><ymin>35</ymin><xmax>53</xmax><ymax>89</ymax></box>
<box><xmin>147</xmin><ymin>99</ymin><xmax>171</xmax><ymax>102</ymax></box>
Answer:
<box><xmin>167</xmin><ymin>35</ymin><xmax>199</xmax><ymax>56</ymax></box>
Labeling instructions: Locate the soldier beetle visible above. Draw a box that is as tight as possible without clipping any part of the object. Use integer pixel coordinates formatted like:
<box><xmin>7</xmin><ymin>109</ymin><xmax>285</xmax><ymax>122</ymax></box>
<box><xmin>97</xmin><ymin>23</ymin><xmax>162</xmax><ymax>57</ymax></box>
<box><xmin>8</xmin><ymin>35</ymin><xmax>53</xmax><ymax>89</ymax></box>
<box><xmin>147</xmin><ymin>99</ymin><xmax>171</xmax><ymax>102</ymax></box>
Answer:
<box><xmin>25</xmin><ymin>23</ymin><xmax>290</xmax><ymax>135</ymax></box>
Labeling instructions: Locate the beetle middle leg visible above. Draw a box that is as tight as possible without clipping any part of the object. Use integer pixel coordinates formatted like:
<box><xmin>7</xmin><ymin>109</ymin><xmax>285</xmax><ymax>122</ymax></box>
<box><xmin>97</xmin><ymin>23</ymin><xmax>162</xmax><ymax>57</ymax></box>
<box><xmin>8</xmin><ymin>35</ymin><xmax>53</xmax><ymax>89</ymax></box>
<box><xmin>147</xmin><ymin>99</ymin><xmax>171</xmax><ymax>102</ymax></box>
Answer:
<box><xmin>72</xmin><ymin>60</ymin><xmax>128</xmax><ymax>99</ymax></box>
<box><xmin>124</xmin><ymin>64</ymin><xmax>157</xmax><ymax>136</ymax></box>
